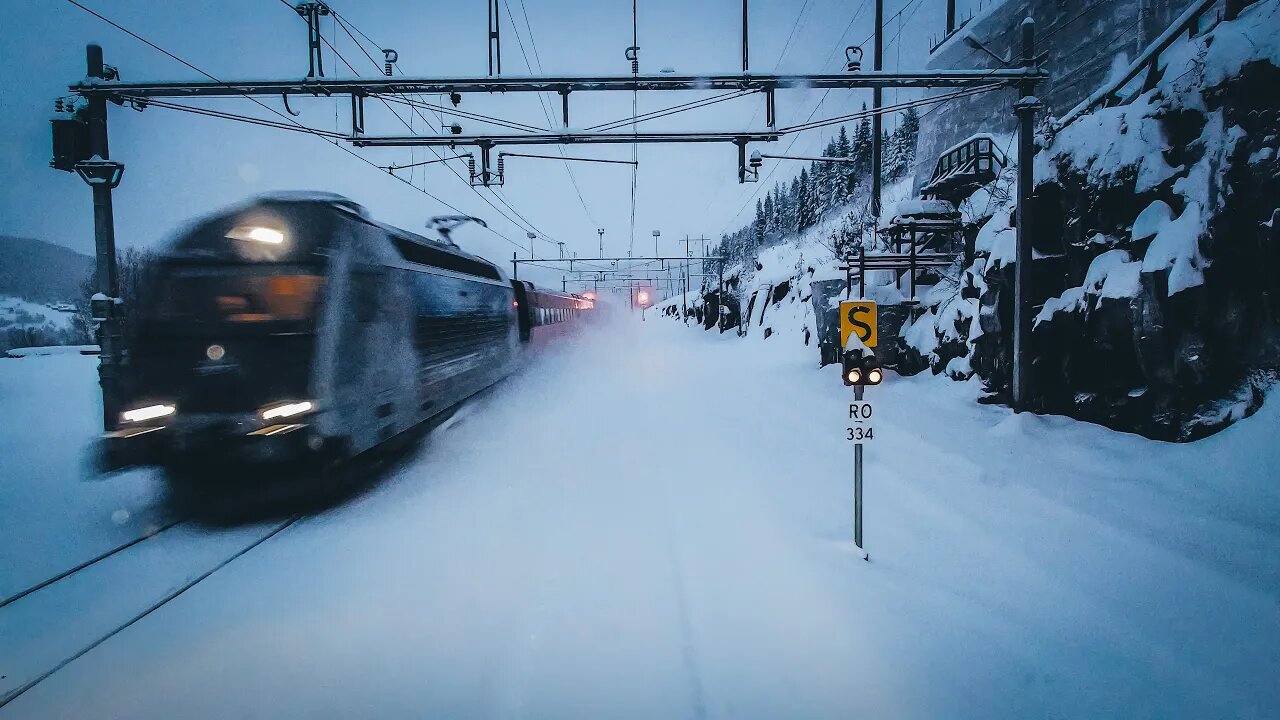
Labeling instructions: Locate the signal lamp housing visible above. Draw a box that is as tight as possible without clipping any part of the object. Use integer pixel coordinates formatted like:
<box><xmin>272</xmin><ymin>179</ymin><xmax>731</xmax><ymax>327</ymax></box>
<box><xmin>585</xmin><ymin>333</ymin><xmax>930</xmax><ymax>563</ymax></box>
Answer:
<box><xmin>842</xmin><ymin>350</ymin><xmax>882</xmax><ymax>387</ymax></box>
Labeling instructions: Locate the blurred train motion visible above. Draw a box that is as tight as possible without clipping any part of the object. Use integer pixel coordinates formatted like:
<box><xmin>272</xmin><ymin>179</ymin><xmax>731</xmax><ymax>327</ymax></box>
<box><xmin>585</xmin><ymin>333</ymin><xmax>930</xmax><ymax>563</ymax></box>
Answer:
<box><xmin>103</xmin><ymin>192</ymin><xmax>592</xmax><ymax>472</ymax></box>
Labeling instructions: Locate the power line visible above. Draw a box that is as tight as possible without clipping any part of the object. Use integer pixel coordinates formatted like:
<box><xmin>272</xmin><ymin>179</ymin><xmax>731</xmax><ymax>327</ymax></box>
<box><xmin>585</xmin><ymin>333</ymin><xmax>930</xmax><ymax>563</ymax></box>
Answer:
<box><xmin>371</xmin><ymin>94</ymin><xmax>546</xmax><ymax>133</ymax></box>
<box><xmin>781</xmin><ymin>83</ymin><xmax>1002</xmax><ymax>134</ymax></box>
<box><xmin>709</xmin><ymin>0</ymin><xmax>872</xmax><ymax>232</ymax></box>
<box><xmin>315</xmin><ymin>3</ymin><xmax>552</xmax><ymax>253</ymax></box>
<box><xmin>503</xmin><ymin>0</ymin><xmax>601</xmax><ymax>233</ymax></box>
<box><xmin>60</xmin><ymin>0</ymin><xmax>527</xmax><ymax>249</ymax></box>
<box><xmin>121</xmin><ymin>97</ymin><xmax>346</xmax><ymax>138</ymax></box>
<box><xmin>586</xmin><ymin>90</ymin><xmax>756</xmax><ymax>132</ymax></box>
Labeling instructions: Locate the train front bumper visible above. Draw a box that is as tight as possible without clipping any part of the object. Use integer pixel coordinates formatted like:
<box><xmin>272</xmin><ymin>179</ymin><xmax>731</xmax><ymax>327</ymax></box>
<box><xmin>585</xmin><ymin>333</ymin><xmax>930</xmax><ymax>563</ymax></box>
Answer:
<box><xmin>102</xmin><ymin>414</ymin><xmax>325</xmax><ymax>469</ymax></box>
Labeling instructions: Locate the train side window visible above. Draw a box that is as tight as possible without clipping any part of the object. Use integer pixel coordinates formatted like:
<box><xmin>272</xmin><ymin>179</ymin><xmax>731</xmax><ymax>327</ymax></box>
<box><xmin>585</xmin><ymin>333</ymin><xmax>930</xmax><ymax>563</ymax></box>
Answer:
<box><xmin>351</xmin><ymin>269</ymin><xmax>381</xmax><ymax>323</ymax></box>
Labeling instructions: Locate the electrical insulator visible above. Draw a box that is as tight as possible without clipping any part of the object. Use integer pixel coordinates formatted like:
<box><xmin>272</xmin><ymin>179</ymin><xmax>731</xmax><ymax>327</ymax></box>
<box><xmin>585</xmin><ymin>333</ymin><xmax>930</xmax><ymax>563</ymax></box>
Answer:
<box><xmin>382</xmin><ymin>49</ymin><xmax>398</xmax><ymax>77</ymax></box>
<box><xmin>449</xmin><ymin>123</ymin><xmax>463</xmax><ymax>135</ymax></box>
<box><xmin>450</xmin><ymin>92</ymin><xmax>462</xmax><ymax>107</ymax></box>
<box><xmin>467</xmin><ymin>156</ymin><xmax>476</xmax><ymax>179</ymax></box>
<box><xmin>497</xmin><ymin>156</ymin><xmax>505</xmax><ymax>179</ymax></box>
<box><xmin>54</xmin><ymin>98</ymin><xmax>64</xmax><ymax>113</ymax></box>
<box><xmin>845</xmin><ymin>46</ymin><xmax>863</xmax><ymax>72</ymax></box>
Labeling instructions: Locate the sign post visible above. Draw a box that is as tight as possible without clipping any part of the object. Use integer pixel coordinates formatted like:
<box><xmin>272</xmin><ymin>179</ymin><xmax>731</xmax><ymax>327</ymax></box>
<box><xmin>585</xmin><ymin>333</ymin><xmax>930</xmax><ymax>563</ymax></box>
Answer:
<box><xmin>840</xmin><ymin>300</ymin><xmax>878</xmax><ymax>561</ymax></box>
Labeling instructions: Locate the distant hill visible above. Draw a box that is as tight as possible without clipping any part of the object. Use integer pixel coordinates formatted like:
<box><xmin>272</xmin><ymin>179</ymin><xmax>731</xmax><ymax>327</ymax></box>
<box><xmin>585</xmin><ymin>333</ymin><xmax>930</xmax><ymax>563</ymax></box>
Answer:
<box><xmin>0</xmin><ymin>236</ymin><xmax>93</xmax><ymax>303</ymax></box>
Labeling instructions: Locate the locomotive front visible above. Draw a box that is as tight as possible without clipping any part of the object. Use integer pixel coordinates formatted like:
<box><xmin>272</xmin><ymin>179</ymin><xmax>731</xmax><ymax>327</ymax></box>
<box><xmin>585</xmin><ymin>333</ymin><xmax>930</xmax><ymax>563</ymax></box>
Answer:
<box><xmin>104</xmin><ymin>199</ymin><xmax>344</xmax><ymax>468</ymax></box>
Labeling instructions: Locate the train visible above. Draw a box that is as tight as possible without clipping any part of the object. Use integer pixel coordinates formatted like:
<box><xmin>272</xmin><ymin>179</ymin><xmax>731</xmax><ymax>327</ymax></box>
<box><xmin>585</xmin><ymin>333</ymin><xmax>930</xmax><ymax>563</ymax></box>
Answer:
<box><xmin>103</xmin><ymin>192</ymin><xmax>592</xmax><ymax>471</ymax></box>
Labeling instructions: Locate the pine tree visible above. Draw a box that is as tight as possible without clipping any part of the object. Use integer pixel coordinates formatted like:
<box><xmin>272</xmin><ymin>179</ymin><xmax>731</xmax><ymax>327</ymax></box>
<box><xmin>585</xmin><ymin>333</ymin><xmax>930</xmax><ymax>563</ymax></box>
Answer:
<box><xmin>897</xmin><ymin>106</ymin><xmax>920</xmax><ymax>178</ymax></box>
<box><xmin>796</xmin><ymin>168</ymin><xmax>813</xmax><ymax>231</ymax></box>
<box><xmin>832</xmin><ymin>125</ymin><xmax>853</xmax><ymax>206</ymax></box>
<box><xmin>853</xmin><ymin>106</ymin><xmax>872</xmax><ymax>178</ymax></box>
<box><xmin>754</xmin><ymin>199</ymin><xmax>766</xmax><ymax>247</ymax></box>
<box><xmin>834</xmin><ymin>125</ymin><xmax>851</xmax><ymax>158</ymax></box>
<box><xmin>788</xmin><ymin>176</ymin><xmax>801</xmax><ymax>232</ymax></box>
<box><xmin>763</xmin><ymin>192</ymin><xmax>775</xmax><ymax>236</ymax></box>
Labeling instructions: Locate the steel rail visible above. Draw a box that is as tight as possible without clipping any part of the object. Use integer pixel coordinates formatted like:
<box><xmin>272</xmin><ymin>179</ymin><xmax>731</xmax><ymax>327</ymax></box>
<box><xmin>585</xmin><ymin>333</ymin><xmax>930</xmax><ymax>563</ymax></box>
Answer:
<box><xmin>0</xmin><ymin>516</ymin><xmax>300</xmax><ymax>709</ymax></box>
<box><xmin>0</xmin><ymin>516</ymin><xmax>188</xmax><ymax>609</ymax></box>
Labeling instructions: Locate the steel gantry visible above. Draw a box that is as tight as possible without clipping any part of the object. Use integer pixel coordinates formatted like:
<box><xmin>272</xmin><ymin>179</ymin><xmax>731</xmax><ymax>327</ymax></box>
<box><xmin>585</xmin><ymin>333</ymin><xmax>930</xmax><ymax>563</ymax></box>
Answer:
<box><xmin>57</xmin><ymin>5</ymin><xmax>1049</xmax><ymax>427</ymax></box>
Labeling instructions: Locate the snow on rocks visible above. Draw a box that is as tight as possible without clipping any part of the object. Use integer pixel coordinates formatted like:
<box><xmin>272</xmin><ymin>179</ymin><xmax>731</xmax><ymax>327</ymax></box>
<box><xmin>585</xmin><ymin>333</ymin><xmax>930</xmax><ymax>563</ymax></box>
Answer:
<box><xmin>1034</xmin><ymin>287</ymin><xmax>1086</xmax><ymax>328</ymax></box>
<box><xmin>1141</xmin><ymin>200</ymin><xmax>1208</xmax><ymax>295</ymax></box>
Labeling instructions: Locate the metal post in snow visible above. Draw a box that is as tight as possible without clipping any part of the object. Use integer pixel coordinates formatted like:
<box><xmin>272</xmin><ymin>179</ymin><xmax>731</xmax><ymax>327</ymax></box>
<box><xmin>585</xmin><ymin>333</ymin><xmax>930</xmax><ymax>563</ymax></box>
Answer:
<box><xmin>86</xmin><ymin>44</ymin><xmax>121</xmax><ymax>430</ymax></box>
<box><xmin>854</xmin><ymin>383</ymin><xmax>867</xmax><ymax>560</ymax></box>
<box><xmin>512</xmin><ymin>252</ymin><xmax>518</xmax><ymax>280</ymax></box>
<box><xmin>1012</xmin><ymin>18</ymin><xmax>1039</xmax><ymax>412</ymax></box>
<box><xmin>859</xmin><ymin>248</ymin><xmax>866</xmax><ymax>299</ymax></box>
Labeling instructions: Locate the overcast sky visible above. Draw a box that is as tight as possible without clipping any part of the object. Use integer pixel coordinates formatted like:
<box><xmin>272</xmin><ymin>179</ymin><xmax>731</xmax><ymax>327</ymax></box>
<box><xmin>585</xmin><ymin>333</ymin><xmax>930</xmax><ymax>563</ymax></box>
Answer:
<box><xmin>1</xmin><ymin>0</ymin><xmax>985</xmax><ymax>287</ymax></box>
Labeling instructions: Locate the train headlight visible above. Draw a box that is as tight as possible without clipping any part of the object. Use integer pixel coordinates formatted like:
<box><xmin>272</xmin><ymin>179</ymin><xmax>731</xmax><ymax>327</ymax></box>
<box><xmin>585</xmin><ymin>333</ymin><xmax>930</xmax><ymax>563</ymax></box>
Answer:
<box><xmin>121</xmin><ymin>404</ymin><xmax>176</xmax><ymax>423</ymax></box>
<box><xmin>260</xmin><ymin>400</ymin><xmax>314</xmax><ymax>421</ymax></box>
<box><xmin>846</xmin><ymin>369</ymin><xmax>862</xmax><ymax>384</ymax></box>
<box><xmin>226</xmin><ymin>225</ymin><xmax>285</xmax><ymax>245</ymax></box>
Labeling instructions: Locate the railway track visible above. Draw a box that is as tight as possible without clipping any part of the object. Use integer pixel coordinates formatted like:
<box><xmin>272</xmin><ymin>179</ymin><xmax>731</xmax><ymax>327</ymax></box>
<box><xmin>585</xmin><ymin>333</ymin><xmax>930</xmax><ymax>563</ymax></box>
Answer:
<box><xmin>0</xmin><ymin>517</ymin><xmax>189</xmax><ymax>610</ymax></box>
<box><xmin>0</xmin><ymin>515</ymin><xmax>300</xmax><ymax>710</ymax></box>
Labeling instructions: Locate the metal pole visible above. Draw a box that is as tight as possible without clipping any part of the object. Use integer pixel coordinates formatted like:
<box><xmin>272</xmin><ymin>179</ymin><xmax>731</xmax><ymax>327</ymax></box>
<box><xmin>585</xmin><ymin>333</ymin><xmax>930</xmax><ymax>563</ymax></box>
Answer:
<box><xmin>1012</xmin><ymin>18</ymin><xmax>1038</xmax><ymax>412</ymax></box>
<box><xmin>488</xmin><ymin>0</ymin><xmax>502</xmax><ymax>76</ymax></box>
<box><xmin>871</xmin><ymin>0</ymin><xmax>884</xmax><ymax>220</ymax></box>
<box><xmin>947</xmin><ymin>0</ymin><xmax>957</xmax><ymax>33</ymax></box>
<box><xmin>512</xmin><ymin>251</ymin><xmax>518</xmax><ymax>280</ymax></box>
<box><xmin>742</xmin><ymin>0</ymin><xmax>749</xmax><ymax>72</ymax></box>
<box><xmin>682</xmin><ymin>235</ymin><xmax>690</xmax><ymax>316</ymax></box>
<box><xmin>854</xmin><ymin>383</ymin><xmax>865</xmax><ymax>558</ymax></box>
<box><xmin>597</xmin><ymin>228</ymin><xmax>604</xmax><ymax>258</ymax></box>
<box><xmin>86</xmin><ymin>44</ymin><xmax>120</xmax><ymax>430</ymax></box>
<box><xmin>859</xmin><ymin>248</ymin><xmax>866</xmax><ymax>299</ymax></box>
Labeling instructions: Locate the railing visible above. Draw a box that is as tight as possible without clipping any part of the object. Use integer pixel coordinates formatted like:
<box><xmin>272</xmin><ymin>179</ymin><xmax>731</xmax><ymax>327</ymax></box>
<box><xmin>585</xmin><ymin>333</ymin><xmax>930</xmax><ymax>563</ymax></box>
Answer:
<box><xmin>1057</xmin><ymin>0</ymin><xmax>1246</xmax><ymax>129</ymax></box>
<box><xmin>840</xmin><ymin>249</ymin><xmax>960</xmax><ymax>302</ymax></box>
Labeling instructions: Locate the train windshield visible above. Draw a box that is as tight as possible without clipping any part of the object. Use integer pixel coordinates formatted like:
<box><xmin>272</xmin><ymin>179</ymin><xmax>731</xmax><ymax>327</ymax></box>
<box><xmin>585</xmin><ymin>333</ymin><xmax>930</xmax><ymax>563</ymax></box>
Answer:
<box><xmin>151</xmin><ymin>266</ymin><xmax>324</xmax><ymax>326</ymax></box>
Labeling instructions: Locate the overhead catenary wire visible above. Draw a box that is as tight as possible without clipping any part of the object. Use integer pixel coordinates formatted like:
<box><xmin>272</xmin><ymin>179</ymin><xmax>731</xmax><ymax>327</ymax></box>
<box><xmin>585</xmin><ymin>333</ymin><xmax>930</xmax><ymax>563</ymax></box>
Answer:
<box><xmin>711</xmin><ymin>0</ymin><xmax>874</xmax><ymax>234</ymax></box>
<box><xmin>503</xmin><ymin>0</ymin><xmax>602</xmax><ymax>234</ymax></box>
<box><xmin>779</xmin><ymin>82</ymin><xmax>1002</xmax><ymax>134</ymax></box>
<box><xmin>284</xmin><ymin>0</ymin><xmax>547</xmax><ymax>248</ymax></box>
<box><xmin>585</xmin><ymin>90</ymin><xmax>757</xmax><ymax>133</ymax></box>
<box><xmin>60</xmin><ymin>0</ymin><xmax>535</xmax><ymax>253</ymax></box>
<box><xmin>303</xmin><ymin>2</ymin><xmax>552</xmax><ymax>253</ymax></box>
<box><xmin>117</xmin><ymin>97</ymin><xmax>346</xmax><ymax>138</ymax></box>
<box><xmin>370</xmin><ymin>94</ymin><xmax>546</xmax><ymax>133</ymax></box>
<box><xmin>379</xmin><ymin>154</ymin><xmax>470</xmax><ymax>172</ymax></box>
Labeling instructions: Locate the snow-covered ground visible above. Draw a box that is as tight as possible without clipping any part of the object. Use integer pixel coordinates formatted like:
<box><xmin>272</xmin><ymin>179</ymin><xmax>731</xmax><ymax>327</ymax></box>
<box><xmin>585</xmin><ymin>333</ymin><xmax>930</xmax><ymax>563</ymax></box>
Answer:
<box><xmin>0</xmin><ymin>296</ymin><xmax>76</xmax><ymax>330</ymax></box>
<box><xmin>0</xmin><ymin>353</ymin><xmax>171</xmax><ymax>601</ymax></box>
<box><xmin>1</xmin><ymin>315</ymin><xmax>1278</xmax><ymax>718</ymax></box>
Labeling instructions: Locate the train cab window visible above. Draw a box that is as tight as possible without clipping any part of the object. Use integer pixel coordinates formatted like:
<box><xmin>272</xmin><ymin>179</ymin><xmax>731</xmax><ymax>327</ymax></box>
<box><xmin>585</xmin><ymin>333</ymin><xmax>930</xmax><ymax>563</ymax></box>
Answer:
<box><xmin>155</xmin><ymin>269</ymin><xmax>323</xmax><ymax>324</ymax></box>
<box><xmin>979</xmin><ymin>138</ymin><xmax>991</xmax><ymax>153</ymax></box>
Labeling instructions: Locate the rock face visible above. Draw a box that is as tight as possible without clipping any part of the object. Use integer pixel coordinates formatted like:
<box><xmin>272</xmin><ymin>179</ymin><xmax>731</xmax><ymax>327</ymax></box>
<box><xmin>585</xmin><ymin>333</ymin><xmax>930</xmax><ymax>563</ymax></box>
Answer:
<box><xmin>915</xmin><ymin>0</ymin><xmax>1198</xmax><ymax>194</ymax></box>
<box><xmin>959</xmin><ymin>4</ymin><xmax>1280</xmax><ymax>440</ymax></box>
